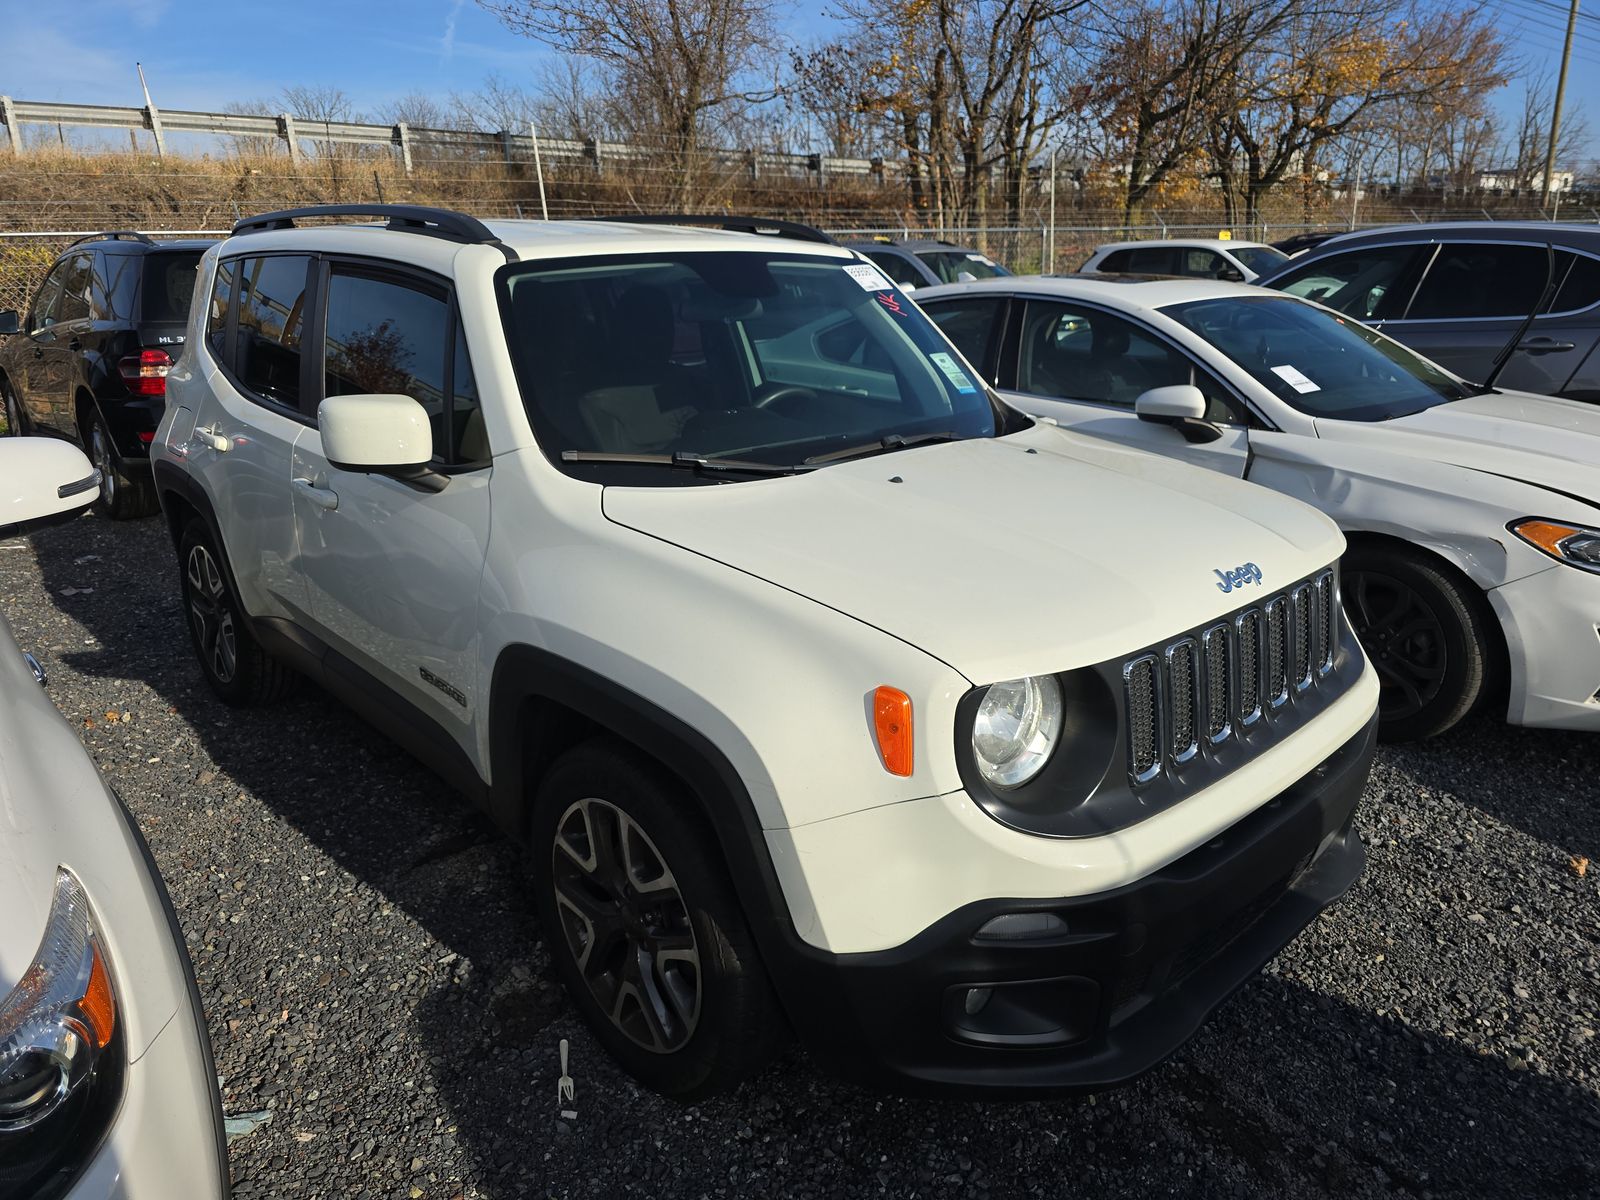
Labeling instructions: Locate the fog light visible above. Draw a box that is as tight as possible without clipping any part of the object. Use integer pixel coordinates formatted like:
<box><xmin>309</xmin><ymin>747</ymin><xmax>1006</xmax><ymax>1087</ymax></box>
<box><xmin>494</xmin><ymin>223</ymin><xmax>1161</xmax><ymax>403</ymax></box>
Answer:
<box><xmin>963</xmin><ymin>987</ymin><xmax>992</xmax><ymax>1016</ymax></box>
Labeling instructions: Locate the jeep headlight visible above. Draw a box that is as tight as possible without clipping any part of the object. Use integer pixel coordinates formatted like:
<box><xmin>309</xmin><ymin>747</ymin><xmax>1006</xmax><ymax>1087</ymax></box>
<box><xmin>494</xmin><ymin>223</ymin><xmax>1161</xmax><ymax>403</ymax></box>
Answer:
<box><xmin>972</xmin><ymin>675</ymin><xmax>1063</xmax><ymax>789</ymax></box>
<box><xmin>0</xmin><ymin>868</ymin><xmax>124</xmax><ymax>1196</ymax></box>
<box><xmin>1511</xmin><ymin>519</ymin><xmax>1600</xmax><ymax>575</ymax></box>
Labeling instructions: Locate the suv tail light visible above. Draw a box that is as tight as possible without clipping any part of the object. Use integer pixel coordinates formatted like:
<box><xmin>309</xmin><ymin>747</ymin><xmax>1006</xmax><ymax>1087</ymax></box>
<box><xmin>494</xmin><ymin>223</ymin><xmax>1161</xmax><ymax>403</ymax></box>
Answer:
<box><xmin>117</xmin><ymin>350</ymin><xmax>172</xmax><ymax>397</ymax></box>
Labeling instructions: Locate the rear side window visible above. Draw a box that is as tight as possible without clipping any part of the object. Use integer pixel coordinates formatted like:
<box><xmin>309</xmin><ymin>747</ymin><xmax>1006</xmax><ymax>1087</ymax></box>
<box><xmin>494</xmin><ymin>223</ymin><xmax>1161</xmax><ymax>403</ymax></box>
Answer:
<box><xmin>1096</xmin><ymin>249</ymin><xmax>1132</xmax><ymax>272</ymax></box>
<box><xmin>1551</xmin><ymin>252</ymin><xmax>1600</xmax><ymax>314</ymax></box>
<box><xmin>1406</xmin><ymin>243</ymin><xmax>1552</xmax><ymax>320</ymax></box>
<box><xmin>55</xmin><ymin>255</ymin><xmax>93</xmax><ymax>323</ymax></box>
<box><xmin>1126</xmin><ymin>247</ymin><xmax>1177</xmax><ymax>274</ymax></box>
<box><xmin>234</xmin><ymin>255</ymin><xmax>312</xmax><ymax>408</ymax></box>
<box><xmin>207</xmin><ymin>258</ymin><xmax>236</xmax><ymax>359</ymax></box>
<box><xmin>1274</xmin><ymin>245</ymin><xmax>1424</xmax><ymax>320</ymax></box>
<box><xmin>140</xmin><ymin>252</ymin><xmax>203</xmax><ymax>324</ymax></box>
<box><xmin>322</xmin><ymin>268</ymin><xmax>482</xmax><ymax>465</ymax></box>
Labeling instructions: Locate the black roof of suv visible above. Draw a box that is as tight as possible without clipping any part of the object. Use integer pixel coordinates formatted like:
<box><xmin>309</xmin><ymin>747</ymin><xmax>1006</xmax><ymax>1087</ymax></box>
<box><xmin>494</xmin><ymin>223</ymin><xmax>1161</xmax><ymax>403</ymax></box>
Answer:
<box><xmin>0</xmin><ymin>231</ymin><xmax>212</xmax><ymax>517</ymax></box>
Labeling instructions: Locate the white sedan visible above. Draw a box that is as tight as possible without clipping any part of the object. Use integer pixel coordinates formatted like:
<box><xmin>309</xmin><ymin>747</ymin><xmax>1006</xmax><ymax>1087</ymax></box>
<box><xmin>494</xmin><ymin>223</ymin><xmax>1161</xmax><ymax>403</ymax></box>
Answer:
<box><xmin>0</xmin><ymin>439</ymin><xmax>228</xmax><ymax>1197</ymax></box>
<box><xmin>916</xmin><ymin>275</ymin><xmax>1600</xmax><ymax>740</ymax></box>
<box><xmin>1078</xmin><ymin>238</ymin><xmax>1289</xmax><ymax>283</ymax></box>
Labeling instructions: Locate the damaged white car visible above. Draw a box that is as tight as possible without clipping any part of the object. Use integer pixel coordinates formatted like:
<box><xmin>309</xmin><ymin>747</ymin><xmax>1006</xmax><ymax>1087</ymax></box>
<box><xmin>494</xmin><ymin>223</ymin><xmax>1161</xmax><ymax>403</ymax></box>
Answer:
<box><xmin>918</xmin><ymin>276</ymin><xmax>1600</xmax><ymax>740</ymax></box>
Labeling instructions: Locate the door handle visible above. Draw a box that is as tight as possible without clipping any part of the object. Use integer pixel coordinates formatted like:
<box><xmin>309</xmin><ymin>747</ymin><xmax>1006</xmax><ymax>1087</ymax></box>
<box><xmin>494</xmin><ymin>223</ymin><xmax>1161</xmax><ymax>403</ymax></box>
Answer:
<box><xmin>1519</xmin><ymin>336</ymin><xmax>1576</xmax><ymax>354</ymax></box>
<box><xmin>292</xmin><ymin>477</ymin><xmax>338</xmax><ymax>511</ymax></box>
<box><xmin>193</xmin><ymin>425</ymin><xmax>230</xmax><ymax>453</ymax></box>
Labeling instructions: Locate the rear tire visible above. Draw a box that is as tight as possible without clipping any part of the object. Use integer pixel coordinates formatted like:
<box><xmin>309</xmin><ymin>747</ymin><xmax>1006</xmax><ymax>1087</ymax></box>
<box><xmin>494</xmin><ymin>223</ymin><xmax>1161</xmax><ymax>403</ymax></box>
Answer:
<box><xmin>531</xmin><ymin>739</ymin><xmax>785</xmax><ymax>1100</ymax></box>
<box><xmin>89</xmin><ymin>410</ymin><xmax>158</xmax><ymax>519</ymax></box>
<box><xmin>178</xmin><ymin>518</ymin><xmax>297</xmax><ymax>706</ymax></box>
<box><xmin>1</xmin><ymin>375</ymin><xmax>25</xmax><ymax>436</ymax></box>
<box><xmin>1343</xmin><ymin>544</ymin><xmax>1490</xmax><ymax>742</ymax></box>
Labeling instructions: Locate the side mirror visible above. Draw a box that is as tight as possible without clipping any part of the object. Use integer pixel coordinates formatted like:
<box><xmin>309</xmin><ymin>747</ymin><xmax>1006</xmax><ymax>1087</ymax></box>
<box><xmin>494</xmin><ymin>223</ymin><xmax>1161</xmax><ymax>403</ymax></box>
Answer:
<box><xmin>0</xmin><ymin>310</ymin><xmax>18</xmax><ymax>336</ymax></box>
<box><xmin>1219</xmin><ymin>266</ymin><xmax>1246</xmax><ymax>283</ymax></box>
<box><xmin>0</xmin><ymin>439</ymin><xmax>99</xmax><ymax>539</ymax></box>
<box><xmin>318</xmin><ymin>393</ymin><xmax>445</xmax><ymax>490</ymax></box>
<box><xmin>900</xmin><ymin>282</ymin><xmax>918</xmax><ymax>293</ymax></box>
<box><xmin>1135</xmin><ymin>385</ymin><xmax>1222</xmax><ymax>444</ymax></box>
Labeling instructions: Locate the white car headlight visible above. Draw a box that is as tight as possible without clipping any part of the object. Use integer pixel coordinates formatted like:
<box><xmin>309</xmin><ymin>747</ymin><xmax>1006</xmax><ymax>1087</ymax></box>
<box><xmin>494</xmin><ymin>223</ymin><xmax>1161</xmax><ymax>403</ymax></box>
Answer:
<box><xmin>1511</xmin><ymin>518</ymin><xmax>1600</xmax><ymax>575</ymax></box>
<box><xmin>972</xmin><ymin>675</ymin><xmax>1063</xmax><ymax>789</ymax></box>
<box><xmin>0</xmin><ymin>868</ymin><xmax>124</xmax><ymax>1195</ymax></box>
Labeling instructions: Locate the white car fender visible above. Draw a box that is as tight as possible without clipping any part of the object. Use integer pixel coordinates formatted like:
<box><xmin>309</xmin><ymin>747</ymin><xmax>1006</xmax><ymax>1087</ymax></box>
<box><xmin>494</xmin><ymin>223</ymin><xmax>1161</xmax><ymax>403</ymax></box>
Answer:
<box><xmin>1246</xmin><ymin>430</ymin><xmax>1574</xmax><ymax>592</ymax></box>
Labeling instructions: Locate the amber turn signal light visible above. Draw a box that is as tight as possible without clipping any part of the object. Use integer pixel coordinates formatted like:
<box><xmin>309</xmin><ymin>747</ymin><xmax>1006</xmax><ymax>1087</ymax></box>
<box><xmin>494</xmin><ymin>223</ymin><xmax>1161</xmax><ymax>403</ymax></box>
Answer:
<box><xmin>873</xmin><ymin>686</ymin><xmax>913</xmax><ymax>777</ymax></box>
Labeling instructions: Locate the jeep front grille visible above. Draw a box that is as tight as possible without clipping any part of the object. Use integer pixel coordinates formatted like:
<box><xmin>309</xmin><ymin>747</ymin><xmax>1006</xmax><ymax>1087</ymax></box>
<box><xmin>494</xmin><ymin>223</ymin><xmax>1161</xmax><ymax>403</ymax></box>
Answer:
<box><xmin>1124</xmin><ymin>569</ymin><xmax>1340</xmax><ymax>785</ymax></box>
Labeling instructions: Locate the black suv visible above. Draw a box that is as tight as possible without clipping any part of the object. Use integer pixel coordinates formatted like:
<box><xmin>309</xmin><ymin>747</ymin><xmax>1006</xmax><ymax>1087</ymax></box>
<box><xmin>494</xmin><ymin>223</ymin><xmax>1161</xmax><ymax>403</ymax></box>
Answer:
<box><xmin>0</xmin><ymin>232</ymin><xmax>210</xmax><ymax>517</ymax></box>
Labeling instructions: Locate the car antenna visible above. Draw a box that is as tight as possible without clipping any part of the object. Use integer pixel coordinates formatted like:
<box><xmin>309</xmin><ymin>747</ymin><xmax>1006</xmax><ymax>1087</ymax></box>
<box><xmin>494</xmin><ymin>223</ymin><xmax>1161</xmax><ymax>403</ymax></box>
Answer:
<box><xmin>1481</xmin><ymin>242</ymin><xmax>1560</xmax><ymax>392</ymax></box>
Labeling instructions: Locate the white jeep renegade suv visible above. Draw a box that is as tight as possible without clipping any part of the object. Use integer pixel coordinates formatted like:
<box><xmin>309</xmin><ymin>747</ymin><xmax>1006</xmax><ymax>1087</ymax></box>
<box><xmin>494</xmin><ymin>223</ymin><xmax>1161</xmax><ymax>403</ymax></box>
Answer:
<box><xmin>153</xmin><ymin>206</ymin><xmax>1379</xmax><ymax>1099</ymax></box>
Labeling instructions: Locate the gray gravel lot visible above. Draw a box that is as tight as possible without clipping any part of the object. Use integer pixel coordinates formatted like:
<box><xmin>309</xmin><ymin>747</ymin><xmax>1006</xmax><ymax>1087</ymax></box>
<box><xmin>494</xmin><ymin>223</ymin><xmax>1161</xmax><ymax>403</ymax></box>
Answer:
<box><xmin>3</xmin><ymin>512</ymin><xmax>1599</xmax><ymax>1199</ymax></box>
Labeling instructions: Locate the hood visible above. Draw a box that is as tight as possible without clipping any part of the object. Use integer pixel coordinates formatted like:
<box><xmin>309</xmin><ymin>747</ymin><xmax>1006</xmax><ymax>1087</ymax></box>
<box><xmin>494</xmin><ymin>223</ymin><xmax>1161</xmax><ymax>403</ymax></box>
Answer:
<box><xmin>601</xmin><ymin>424</ymin><xmax>1344</xmax><ymax>683</ymax></box>
<box><xmin>1315</xmin><ymin>393</ymin><xmax>1600</xmax><ymax>506</ymax></box>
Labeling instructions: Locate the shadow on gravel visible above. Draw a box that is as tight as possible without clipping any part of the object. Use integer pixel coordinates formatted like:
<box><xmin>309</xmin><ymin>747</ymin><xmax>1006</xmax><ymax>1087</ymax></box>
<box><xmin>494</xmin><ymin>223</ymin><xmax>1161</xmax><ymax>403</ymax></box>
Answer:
<box><xmin>22</xmin><ymin>516</ymin><xmax>1600</xmax><ymax>1198</ymax></box>
<box><xmin>1383</xmin><ymin>712</ymin><xmax>1599</xmax><ymax>862</ymax></box>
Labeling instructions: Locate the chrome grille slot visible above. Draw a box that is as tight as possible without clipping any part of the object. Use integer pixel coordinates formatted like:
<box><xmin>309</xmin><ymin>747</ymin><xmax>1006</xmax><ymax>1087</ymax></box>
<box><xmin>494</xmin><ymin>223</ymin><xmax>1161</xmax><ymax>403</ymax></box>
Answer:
<box><xmin>1167</xmin><ymin>640</ymin><xmax>1199</xmax><ymax>762</ymax></box>
<box><xmin>1122</xmin><ymin>568</ymin><xmax>1342</xmax><ymax>787</ymax></box>
<box><xmin>1316</xmin><ymin>570</ymin><xmax>1336</xmax><ymax>674</ymax></box>
<box><xmin>1202</xmin><ymin>624</ymin><xmax>1230</xmax><ymax>743</ymax></box>
<box><xmin>1292</xmin><ymin>583</ymin><xmax>1314</xmax><ymax>690</ymax></box>
<box><xmin>1235</xmin><ymin>608</ymin><xmax>1262</xmax><ymax>726</ymax></box>
<box><xmin>1125</xmin><ymin>655</ymin><xmax>1161</xmax><ymax>783</ymax></box>
<box><xmin>1264</xmin><ymin>597</ymin><xmax>1289</xmax><ymax>707</ymax></box>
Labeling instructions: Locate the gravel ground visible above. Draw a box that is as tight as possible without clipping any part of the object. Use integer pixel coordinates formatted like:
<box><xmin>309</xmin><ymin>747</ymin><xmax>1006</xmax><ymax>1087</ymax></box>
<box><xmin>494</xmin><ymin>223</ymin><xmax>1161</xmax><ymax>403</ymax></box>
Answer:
<box><xmin>3</xmin><ymin>511</ymin><xmax>1599</xmax><ymax>1199</ymax></box>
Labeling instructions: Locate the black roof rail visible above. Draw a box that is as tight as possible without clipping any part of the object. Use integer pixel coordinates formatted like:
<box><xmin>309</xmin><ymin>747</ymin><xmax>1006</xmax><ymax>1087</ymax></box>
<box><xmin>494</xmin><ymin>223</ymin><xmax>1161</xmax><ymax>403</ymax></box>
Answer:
<box><xmin>230</xmin><ymin>205</ymin><xmax>516</xmax><ymax>260</ymax></box>
<box><xmin>65</xmin><ymin>230</ymin><xmax>157</xmax><ymax>250</ymax></box>
<box><xmin>584</xmin><ymin>214</ymin><xmax>837</xmax><ymax>245</ymax></box>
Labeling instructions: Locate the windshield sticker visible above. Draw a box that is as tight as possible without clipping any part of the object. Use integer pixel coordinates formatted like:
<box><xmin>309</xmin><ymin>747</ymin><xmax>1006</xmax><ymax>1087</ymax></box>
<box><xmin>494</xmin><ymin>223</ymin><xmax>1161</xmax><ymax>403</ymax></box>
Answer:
<box><xmin>875</xmin><ymin>290</ymin><xmax>908</xmax><ymax>316</ymax></box>
<box><xmin>1270</xmin><ymin>364</ymin><xmax>1321</xmax><ymax>394</ymax></box>
<box><xmin>965</xmin><ymin>253</ymin><xmax>993</xmax><ymax>265</ymax></box>
<box><xmin>930</xmin><ymin>351</ymin><xmax>978</xmax><ymax>394</ymax></box>
<box><xmin>845</xmin><ymin>262</ymin><xmax>894</xmax><ymax>291</ymax></box>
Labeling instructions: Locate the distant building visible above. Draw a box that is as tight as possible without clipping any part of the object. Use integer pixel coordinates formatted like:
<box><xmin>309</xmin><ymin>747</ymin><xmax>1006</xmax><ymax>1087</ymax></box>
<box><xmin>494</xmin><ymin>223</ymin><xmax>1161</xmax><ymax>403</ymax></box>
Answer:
<box><xmin>1475</xmin><ymin>168</ymin><xmax>1574</xmax><ymax>194</ymax></box>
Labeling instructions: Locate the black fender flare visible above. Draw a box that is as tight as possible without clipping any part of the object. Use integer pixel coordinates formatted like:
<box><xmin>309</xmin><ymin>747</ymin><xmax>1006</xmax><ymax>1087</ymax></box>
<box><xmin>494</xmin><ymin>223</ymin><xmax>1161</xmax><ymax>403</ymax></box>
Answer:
<box><xmin>486</xmin><ymin>644</ymin><xmax>807</xmax><ymax>971</ymax></box>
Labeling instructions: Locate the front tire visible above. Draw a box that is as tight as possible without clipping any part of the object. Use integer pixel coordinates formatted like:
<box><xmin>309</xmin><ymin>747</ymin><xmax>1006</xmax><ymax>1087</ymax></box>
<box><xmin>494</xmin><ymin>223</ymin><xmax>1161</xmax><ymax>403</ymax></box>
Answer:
<box><xmin>88</xmin><ymin>410</ymin><xmax>158</xmax><ymax>519</ymax></box>
<box><xmin>178</xmin><ymin>519</ymin><xmax>296</xmax><ymax>706</ymax></box>
<box><xmin>531</xmin><ymin>740</ymin><xmax>784</xmax><ymax>1100</ymax></box>
<box><xmin>1343</xmin><ymin>545</ymin><xmax>1490</xmax><ymax>741</ymax></box>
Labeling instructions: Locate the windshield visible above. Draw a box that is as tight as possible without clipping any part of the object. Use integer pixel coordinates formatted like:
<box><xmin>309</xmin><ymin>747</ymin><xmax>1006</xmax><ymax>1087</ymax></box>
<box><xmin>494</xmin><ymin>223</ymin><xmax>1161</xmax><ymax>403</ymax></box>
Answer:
<box><xmin>1161</xmin><ymin>294</ymin><xmax>1472</xmax><ymax>421</ymax></box>
<box><xmin>496</xmin><ymin>251</ymin><xmax>1006</xmax><ymax>478</ymax></box>
<box><xmin>1231</xmin><ymin>246</ymin><xmax>1288</xmax><ymax>275</ymax></box>
<box><xmin>915</xmin><ymin>250</ymin><xmax>1010</xmax><ymax>282</ymax></box>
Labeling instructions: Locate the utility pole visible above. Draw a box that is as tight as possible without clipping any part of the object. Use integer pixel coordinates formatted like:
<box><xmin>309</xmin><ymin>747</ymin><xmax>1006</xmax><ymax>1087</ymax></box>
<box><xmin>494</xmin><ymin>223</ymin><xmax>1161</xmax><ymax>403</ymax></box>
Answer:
<box><xmin>1541</xmin><ymin>0</ymin><xmax>1580</xmax><ymax>210</ymax></box>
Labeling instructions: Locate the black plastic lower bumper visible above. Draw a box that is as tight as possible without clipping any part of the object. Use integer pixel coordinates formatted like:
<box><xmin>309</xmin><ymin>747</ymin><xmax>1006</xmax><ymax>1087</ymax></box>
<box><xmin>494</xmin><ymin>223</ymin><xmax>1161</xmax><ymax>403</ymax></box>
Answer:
<box><xmin>771</xmin><ymin>713</ymin><xmax>1377</xmax><ymax>1097</ymax></box>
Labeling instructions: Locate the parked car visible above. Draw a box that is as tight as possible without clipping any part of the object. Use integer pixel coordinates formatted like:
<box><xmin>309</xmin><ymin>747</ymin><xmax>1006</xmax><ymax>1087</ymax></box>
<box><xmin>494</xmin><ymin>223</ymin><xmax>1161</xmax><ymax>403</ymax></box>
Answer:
<box><xmin>843</xmin><ymin>237</ymin><xmax>1011</xmax><ymax>290</ymax></box>
<box><xmin>917</xmin><ymin>273</ymin><xmax>1600</xmax><ymax>739</ymax></box>
<box><xmin>1079</xmin><ymin>238</ymin><xmax>1289</xmax><ymax>282</ymax></box>
<box><xmin>0</xmin><ymin>231</ymin><xmax>211</xmax><ymax>518</ymax></box>
<box><xmin>0</xmin><ymin>437</ymin><xmax>228</xmax><ymax>1198</ymax></box>
<box><xmin>154</xmin><ymin>204</ymin><xmax>1377</xmax><ymax>1099</ymax></box>
<box><xmin>1270</xmin><ymin>230</ymin><xmax>1345</xmax><ymax>258</ymax></box>
<box><xmin>1256</xmin><ymin>222</ymin><xmax>1600</xmax><ymax>400</ymax></box>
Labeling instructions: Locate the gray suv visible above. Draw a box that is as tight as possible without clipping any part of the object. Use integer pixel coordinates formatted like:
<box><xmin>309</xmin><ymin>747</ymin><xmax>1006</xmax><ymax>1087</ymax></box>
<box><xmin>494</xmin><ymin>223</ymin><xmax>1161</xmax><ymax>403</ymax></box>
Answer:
<box><xmin>1257</xmin><ymin>223</ymin><xmax>1600</xmax><ymax>400</ymax></box>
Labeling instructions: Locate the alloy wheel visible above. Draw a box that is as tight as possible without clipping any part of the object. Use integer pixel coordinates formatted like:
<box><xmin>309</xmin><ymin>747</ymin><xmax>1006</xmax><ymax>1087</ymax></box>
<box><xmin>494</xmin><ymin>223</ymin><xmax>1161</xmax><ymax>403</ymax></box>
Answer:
<box><xmin>185</xmin><ymin>543</ymin><xmax>238</xmax><ymax>685</ymax></box>
<box><xmin>551</xmin><ymin>796</ymin><xmax>701</xmax><ymax>1054</ymax></box>
<box><xmin>1345</xmin><ymin>568</ymin><xmax>1447</xmax><ymax>722</ymax></box>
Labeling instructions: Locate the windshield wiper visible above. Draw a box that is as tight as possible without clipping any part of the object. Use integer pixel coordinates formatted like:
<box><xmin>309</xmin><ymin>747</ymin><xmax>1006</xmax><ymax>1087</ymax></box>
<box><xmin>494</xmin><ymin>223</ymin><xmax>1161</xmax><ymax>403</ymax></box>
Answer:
<box><xmin>560</xmin><ymin>450</ymin><xmax>805</xmax><ymax>476</ymax></box>
<box><xmin>802</xmin><ymin>431</ymin><xmax>961</xmax><ymax>466</ymax></box>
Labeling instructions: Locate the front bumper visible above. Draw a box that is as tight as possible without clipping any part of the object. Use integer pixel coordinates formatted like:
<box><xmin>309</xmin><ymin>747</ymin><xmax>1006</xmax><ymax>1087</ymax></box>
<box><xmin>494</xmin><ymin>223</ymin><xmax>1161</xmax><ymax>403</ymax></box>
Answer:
<box><xmin>774</xmin><ymin>713</ymin><xmax>1376</xmax><ymax>1096</ymax></box>
<box><xmin>1488</xmin><ymin>563</ymin><xmax>1600</xmax><ymax>730</ymax></box>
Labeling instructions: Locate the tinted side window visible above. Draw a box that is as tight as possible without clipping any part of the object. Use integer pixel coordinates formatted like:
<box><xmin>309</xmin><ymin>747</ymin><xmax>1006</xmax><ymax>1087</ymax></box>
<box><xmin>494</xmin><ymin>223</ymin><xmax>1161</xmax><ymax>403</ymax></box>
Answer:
<box><xmin>28</xmin><ymin>261</ymin><xmax>69</xmax><ymax>332</ymax></box>
<box><xmin>867</xmin><ymin>251</ymin><xmax>924</xmax><ymax>288</ymax></box>
<box><xmin>1018</xmin><ymin>300</ymin><xmax>1241</xmax><ymax>419</ymax></box>
<box><xmin>323</xmin><ymin>270</ymin><xmax>450</xmax><ymax>461</ymax></box>
<box><xmin>1551</xmin><ymin>252</ymin><xmax>1600</xmax><ymax>313</ymax></box>
<box><xmin>1274</xmin><ymin>245</ymin><xmax>1422</xmax><ymax>319</ymax></box>
<box><xmin>55</xmin><ymin>255</ymin><xmax>93</xmax><ymax>323</ymax></box>
<box><xmin>1097</xmin><ymin>249</ymin><xmax>1132</xmax><ymax>272</ymax></box>
<box><xmin>235</xmin><ymin>255</ymin><xmax>311</xmax><ymax>408</ymax></box>
<box><xmin>207</xmin><ymin>258</ymin><xmax>238</xmax><ymax>363</ymax></box>
<box><xmin>1406</xmin><ymin>243</ymin><xmax>1551</xmax><ymax>320</ymax></box>
<box><xmin>1126</xmin><ymin>247</ymin><xmax>1176</xmax><ymax>274</ymax></box>
<box><xmin>922</xmin><ymin>296</ymin><xmax>1006</xmax><ymax>381</ymax></box>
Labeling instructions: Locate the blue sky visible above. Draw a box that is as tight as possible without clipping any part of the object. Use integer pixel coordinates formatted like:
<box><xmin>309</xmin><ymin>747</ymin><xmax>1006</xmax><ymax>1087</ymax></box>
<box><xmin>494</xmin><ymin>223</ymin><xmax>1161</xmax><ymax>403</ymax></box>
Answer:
<box><xmin>1</xmin><ymin>0</ymin><xmax>1598</xmax><ymax>162</ymax></box>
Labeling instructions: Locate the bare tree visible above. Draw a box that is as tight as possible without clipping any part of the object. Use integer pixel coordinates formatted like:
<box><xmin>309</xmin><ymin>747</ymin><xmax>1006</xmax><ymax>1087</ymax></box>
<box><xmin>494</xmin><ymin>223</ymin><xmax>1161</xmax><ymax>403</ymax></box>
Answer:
<box><xmin>477</xmin><ymin>0</ymin><xmax>782</xmax><ymax>202</ymax></box>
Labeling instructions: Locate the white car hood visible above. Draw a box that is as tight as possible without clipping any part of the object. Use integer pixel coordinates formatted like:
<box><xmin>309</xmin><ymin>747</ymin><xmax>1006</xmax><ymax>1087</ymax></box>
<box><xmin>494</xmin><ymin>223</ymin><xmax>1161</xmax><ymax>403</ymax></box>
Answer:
<box><xmin>601</xmin><ymin>424</ymin><xmax>1344</xmax><ymax>683</ymax></box>
<box><xmin>1314</xmin><ymin>393</ymin><xmax>1600</xmax><ymax>505</ymax></box>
